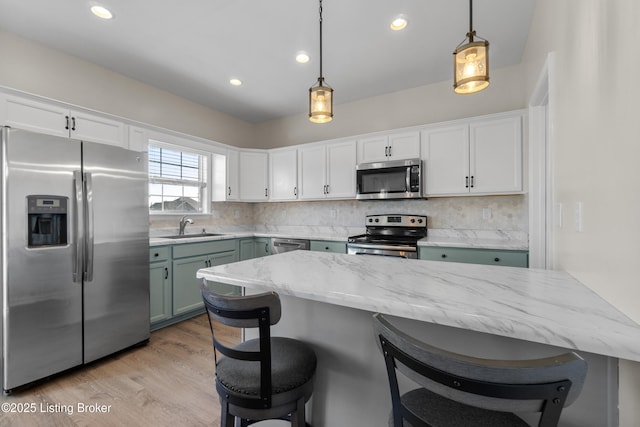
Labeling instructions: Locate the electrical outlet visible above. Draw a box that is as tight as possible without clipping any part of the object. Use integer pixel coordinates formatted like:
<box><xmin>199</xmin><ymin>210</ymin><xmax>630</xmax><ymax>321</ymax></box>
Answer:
<box><xmin>234</xmin><ymin>209</ymin><xmax>240</xmax><ymax>219</ymax></box>
<box><xmin>330</xmin><ymin>209</ymin><xmax>337</xmax><ymax>219</ymax></box>
<box><xmin>482</xmin><ymin>208</ymin><xmax>492</xmax><ymax>220</ymax></box>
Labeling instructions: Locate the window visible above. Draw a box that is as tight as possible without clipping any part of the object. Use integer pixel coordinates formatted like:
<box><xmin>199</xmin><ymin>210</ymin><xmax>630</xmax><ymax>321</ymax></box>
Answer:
<box><xmin>148</xmin><ymin>144</ymin><xmax>208</xmax><ymax>213</ymax></box>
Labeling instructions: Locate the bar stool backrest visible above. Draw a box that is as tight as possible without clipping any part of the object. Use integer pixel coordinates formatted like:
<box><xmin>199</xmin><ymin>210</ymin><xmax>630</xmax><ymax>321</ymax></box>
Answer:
<box><xmin>373</xmin><ymin>313</ymin><xmax>588</xmax><ymax>427</ymax></box>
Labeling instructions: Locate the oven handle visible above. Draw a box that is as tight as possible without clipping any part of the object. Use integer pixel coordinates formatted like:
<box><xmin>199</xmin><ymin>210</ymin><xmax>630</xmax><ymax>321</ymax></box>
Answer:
<box><xmin>354</xmin><ymin>252</ymin><xmax>410</xmax><ymax>259</ymax></box>
<box><xmin>348</xmin><ymin>243</ymin><xmax>417</xmax><ymax>252</ymax></box>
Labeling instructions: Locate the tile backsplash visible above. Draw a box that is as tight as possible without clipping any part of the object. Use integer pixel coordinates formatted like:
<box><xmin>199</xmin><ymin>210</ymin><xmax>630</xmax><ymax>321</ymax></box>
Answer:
<box><xmin>150</xmin><ymin>195</ymin><xmax>528</xmax><ymax>236</ymax></box>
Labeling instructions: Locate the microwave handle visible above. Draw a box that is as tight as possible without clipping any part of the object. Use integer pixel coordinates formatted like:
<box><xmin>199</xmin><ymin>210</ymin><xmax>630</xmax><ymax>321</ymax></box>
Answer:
<box><xmin>406</xmin><ymin>167</ymin><xmax>411</xmax><ymax>191</ymax></box>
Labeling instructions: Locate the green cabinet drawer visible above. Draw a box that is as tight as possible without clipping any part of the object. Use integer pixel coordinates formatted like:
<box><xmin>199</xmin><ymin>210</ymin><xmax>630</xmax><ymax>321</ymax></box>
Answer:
<box><xmin>310</xmin><ymin>240</ymin><xmax>346</xmax><ymax>254</ymax></box>
<box><xmin>419</xmin><ymin>247</ymin><xmax>528</xmax><ymax>268</ymax></box>
<box><xmin>172</xmin><ymin>239</ymin><xmax>238</xmax><ymax>259</ymax></box>
<box><xmin>149</xmin><ymin>246</ymin><xmax>170</xmax><ymax>262</ymax></box>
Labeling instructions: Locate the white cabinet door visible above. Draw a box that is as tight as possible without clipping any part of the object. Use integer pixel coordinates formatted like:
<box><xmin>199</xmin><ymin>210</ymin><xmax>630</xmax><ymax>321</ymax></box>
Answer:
<box><xmin>357</xmin><ymin>131</ymin><xmax>420</xmax><ymax>163</ymax></box>
<box><xmin>388</xmin><ymin>131</ymin><xmax>420</xmax><ymax>160</ymax></box>
<box><xmin>269</xmin><ymin>148</ymin><xmax>298</xmax><ymax>200</ymax></box>
<box><xmin>326</xmin><ymin>140</ymin><xmax>356</xmax><ymax>198</ymax></box>
<box><xmin>225</xmin><ymin>149</ymin><xmax>240</xmax><ymax>201</ymax></box>
<box><xmin>1</xmin><ymin>94</ymin><xmax>127</xmax><ymax>147</ymax></box>
<box><xmin>239</xmin><ymin>151</ymin><xmax>268</xmax><ymax>201</ymax></box>
<box><xmin>70</xmin><ymin>109</ymin><xmax>126</xmax><ymax>147</ymax></box>
<box><xmin>469</xmin><ymin>116</ymin><xmax>522</xmax><ymax>194</ymax></box>
<box><xmin>421</xmin><ymin>114</ymin><xmax>523</xmax><ymax>197</ymax></box>
<box><xmin>421</xmin><ymin>125</ymin><xmax>469</xmax><ymax>196</ymax></box>
<box><xmin>2</xmin><ymin>95</ymin><xmax>69</xmax><ymax>138</ymax></box>
<box><xmin>357</xmin><ymin>135</ymin><xmax>388</xmax><ymax>163</ymax></box>
<box><xmin>298</xmin><ymin>145</ymin><xmax>327</xmax><ymax>200</ymax></box>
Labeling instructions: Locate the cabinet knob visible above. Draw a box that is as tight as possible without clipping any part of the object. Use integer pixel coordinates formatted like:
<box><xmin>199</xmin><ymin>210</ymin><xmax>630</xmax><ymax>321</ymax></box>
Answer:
<box><xmin>441</xmin><ymin>254</ymin><xmax>447</xmax><ymax>258</ymax></box>
<box><xmin>325</xmin><ymin>246</ymin><xmax>330</xmax><ymax>251</ymax></box>
<box><xmin>154</xmin><ymin>252</ymin><xmax>159</xmax><ymax>258</ymax></box>
<box><xmin>494</xmin><ymin>257</ymin><xmax>500</xmax><ymax>262</ymax></box>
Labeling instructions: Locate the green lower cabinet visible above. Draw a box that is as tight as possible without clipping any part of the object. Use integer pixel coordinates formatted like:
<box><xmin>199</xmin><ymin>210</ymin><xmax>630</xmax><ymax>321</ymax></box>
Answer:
<box><xmin>240</xmin><ymin>237</ymin><xmax>271</xmax><ymax>260</ymax></box>
<box><xmin>150</xmin><ymin>239</ymin><xmax>241</xmax><ymax>330</ymax></box>
<box><xmin>310</xmin><ymin>240</ymin><xmax>346</xmax><ymax>254</ymax></box>
<box><xmin>172</xmin><ymin>254</ymin><xmax>211</xmax><ymax>316</ymax></box>
<box><xmin>254</xmin><ymin>238</ymin><xmax>272</xmax><ymax>257</ymax></box>
<box><xmin>149</xmin><ymin>246</ymin><xmax>171</xmax><ymax>325</ymax></box>
<box><xmin>419</xmin><ymin>246</ymin><xmax>528</xmax><ymax>268</ymax></box>
<box><xmin>239</xmin><ymin>238</ymin><xmax>255</xmax><ymax>260</ymax></box>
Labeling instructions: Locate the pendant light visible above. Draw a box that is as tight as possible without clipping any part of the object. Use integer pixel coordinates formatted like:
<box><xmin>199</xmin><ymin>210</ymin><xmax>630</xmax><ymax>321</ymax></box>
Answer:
<box><xmin>453</xmin><ymin>0</ymin><xmax>489</xmax><ymax>94</ymax></box>
<box><xmin>309</xmin><ymin>0</ymin><xmax>333</xmax><ymax>123</ymax></box>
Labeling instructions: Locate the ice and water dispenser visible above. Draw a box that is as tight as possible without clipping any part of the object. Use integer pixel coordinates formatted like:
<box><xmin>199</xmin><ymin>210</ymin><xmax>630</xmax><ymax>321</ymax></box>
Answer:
<box><xmin>27</xmin><ymin>195</ymin><xmax>68</xmax><ymax>247</ymax></box>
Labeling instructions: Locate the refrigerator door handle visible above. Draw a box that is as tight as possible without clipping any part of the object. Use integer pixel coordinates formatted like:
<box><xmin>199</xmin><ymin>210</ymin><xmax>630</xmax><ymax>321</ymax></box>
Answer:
<box><xmin>73</xmin><ymin>171</ymin><xmax>83</xmax><ymax>283</ymax></box>
<box><xmin>84</xmin><ymin>172</ymin><xmax>94</xmax><ymax>282</ymax></box>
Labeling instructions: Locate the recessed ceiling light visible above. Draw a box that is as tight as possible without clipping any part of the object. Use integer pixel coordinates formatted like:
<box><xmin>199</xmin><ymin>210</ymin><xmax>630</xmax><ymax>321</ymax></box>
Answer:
<box><xmin>91</xmin><ymin>5</ymin><xmax>113</xmax><ymax>20</ymax></box>
<box><xmin>390</xmin><ymin>16</ymin><xmax>408</xmax><ymax>31</ymax></box>
<box><xmin>296</xmin><ymin>52</ymin><xmax>310</xmax><ymax>64</ymax></box>
<box><xmin>229</xmin><ymin>78</ymin><xmax>242</xmax><ymax>86</ymax></box>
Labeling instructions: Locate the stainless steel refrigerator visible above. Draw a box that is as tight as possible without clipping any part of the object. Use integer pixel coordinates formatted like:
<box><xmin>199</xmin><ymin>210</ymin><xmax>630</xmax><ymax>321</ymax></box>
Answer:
<box><xmin>0</xmin><ymin>126</ymin><xmax>150</xmax><ymax>392</ymax></box>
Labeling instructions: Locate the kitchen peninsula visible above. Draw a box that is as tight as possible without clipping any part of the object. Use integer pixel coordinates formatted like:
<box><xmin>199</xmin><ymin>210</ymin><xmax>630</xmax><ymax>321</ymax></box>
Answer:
<box><xmin>197</xmin><ymin>251</ymin><xmax>640</xmax><ymax>426</ymax></box>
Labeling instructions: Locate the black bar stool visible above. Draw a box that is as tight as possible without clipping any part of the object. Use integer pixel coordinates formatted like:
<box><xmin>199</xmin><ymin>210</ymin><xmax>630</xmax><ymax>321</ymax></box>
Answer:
<box><xmin>202</xmin><ymin>284</ymin><xmax>316</xmax><ymax>427</ymax></box>
<box><xmin>373</xmin><ymin>313</ymin><xmax>587</xmax><ymax>427</ymax></box>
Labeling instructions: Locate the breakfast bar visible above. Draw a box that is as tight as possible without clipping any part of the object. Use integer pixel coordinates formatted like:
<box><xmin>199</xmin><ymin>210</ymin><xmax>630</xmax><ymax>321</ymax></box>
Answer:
<box><xmin>198</xmin><ymin>251</ymin><xmax>640</xmax><ymax>426</ymax></box>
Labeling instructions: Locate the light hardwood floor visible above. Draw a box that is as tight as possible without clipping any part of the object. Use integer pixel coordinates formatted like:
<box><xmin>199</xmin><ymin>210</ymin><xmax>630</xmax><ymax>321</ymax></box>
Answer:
<box><xmin>0</xmin><ymin>314</ymin><xmax>240</xmax><ymax>427</ymax></box>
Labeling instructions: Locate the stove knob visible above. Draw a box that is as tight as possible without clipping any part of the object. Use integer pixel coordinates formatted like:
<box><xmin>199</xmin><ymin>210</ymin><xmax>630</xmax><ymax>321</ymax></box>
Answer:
<box><xmin>368</xmin><ymin>218</ymin><xmax>373</xmax><ymax>223</ymax></box>
<box><xmin>374</xmin><ymin>218</ymin><xmax>380</xmax><ymax>223</ymax></box>
<box><xmin>418</xmin><ymin>218</ymin><xmax>423</xmax><ymax>224</ymax></box>
<box><xmin>410</xmin><ymin>218</ymin><xmax>415</xmax><ymax>223</ymax></box>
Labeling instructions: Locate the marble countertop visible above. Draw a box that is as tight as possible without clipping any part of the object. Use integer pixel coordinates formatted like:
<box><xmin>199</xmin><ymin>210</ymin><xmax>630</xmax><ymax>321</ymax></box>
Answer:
<box><xmin>150</xmin><ymin>227</ymin><xmax>528</xmax><ymax>250</ymax></box>
<box><xmin>197</xmin><ymin>251</ymin><xmax>640</xmax><ymax>362</ymax></box>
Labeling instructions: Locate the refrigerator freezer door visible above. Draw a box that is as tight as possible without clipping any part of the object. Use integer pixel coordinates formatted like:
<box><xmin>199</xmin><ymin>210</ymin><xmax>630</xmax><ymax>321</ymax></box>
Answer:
<box><xmin>81</xmin><ymin>142</ymin><xmax>149</xmax><ymax>363</ymax></box>
<box><xmin>2</xmin><ymin>128</ymin><xmax>83</xmax><ymax>391</ymax></box>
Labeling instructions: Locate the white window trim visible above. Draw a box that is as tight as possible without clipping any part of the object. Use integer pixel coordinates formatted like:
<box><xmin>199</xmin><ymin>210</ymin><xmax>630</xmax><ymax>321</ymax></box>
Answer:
<box><xmin>148</xmin><ymin>139</ymin><xmax>211</xmax><ymax>215</ymax></box>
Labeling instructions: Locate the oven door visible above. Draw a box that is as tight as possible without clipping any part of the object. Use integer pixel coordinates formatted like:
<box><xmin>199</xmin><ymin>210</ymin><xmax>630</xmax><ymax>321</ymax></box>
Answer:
<box><xmin>347</xmin><ymin>243</ymin><xmax>417</xmax><ymax>259</ymax></box>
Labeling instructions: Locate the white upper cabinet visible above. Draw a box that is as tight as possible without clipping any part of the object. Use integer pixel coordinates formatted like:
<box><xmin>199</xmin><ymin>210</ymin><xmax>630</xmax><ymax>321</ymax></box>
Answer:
<box><xmin>357</xmin><ymin>131</ymin><xmax>420</xmax><ymax>163</ymax></box>
<box><xmin>421</xmin><ymin>113</ymin><xmax>523</xmax><ymax>196</ymax></box>
<box><xmin>326</xmin><ymin>141</ymin><xmax>357</xmax><ymax>198</ymax></box>
<box><xmin>469</xmin><ymin>116</ymin><xmax>523</xmax><ymax>194</ymax></box>
<box><xmin>239</xmin><ymin>151</ymin><xmax>269</xmax><ymax>201</ymax></box>
<box><xmin>298</xmin><ymin>140</ymin><xmax>356</xmax><ymax>200</ymax></box>
<box><xmin>1</xmin><ymin>94</ymin><xmax>127</xmax><ymax>147</ymax></box>
<box><xmin>421</xmin><ymin>124</ymin><xmax>470</xmax><ymax>196</ymax></box>
<box><xmin>269</xmin><ymin>148</ymin><xmax>298</xmax><ymax>201</ymax></box>
<box><xmin>226</xmin><ymin>149</ymin><xmax>240</xmax><ymax>201</ymax></box>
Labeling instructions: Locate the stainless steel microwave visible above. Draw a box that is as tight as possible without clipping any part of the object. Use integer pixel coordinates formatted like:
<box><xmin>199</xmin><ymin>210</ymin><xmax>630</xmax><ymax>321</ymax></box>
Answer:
<box><xmin>356</xmin><ymin>158</ymin><xmax>422</xmax><ymax>200</ymax></box>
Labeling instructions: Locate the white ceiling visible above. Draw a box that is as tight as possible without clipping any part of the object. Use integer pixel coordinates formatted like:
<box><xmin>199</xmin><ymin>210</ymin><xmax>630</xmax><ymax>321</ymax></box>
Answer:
<box><xmin>0</xmin><ymin>0</ymin><xmax>534</xmax><ymax>123</ymax></box>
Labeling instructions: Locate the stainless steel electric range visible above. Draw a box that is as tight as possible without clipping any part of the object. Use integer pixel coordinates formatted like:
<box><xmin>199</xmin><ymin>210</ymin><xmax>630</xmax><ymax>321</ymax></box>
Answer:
<box><xmin>347</xmin><ymin>214</ymin><xmax>427</xmax><ymax>259</ymax></box>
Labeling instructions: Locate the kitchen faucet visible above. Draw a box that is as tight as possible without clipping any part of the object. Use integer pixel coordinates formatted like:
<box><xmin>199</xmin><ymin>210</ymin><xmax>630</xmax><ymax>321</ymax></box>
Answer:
<box><xmin>179</xmin><ymin>216</ymin><xmax>194</xmax><ymax>235</ymax></box>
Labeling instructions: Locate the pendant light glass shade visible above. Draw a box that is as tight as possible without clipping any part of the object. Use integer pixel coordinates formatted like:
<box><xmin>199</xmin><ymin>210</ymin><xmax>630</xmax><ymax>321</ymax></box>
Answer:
<box><xmin>453</xmin><ymin>0</ymin><xmax>489</xmax><ymax>94</ymax></box>
<box><xmin>309</xmin><ymin>0</ymin><xmax>333</xmax><ymax>123</ymax></box>
<box><xmin>309</xmin><ymin>78</ymin><xmax>333</xmax><ymax>123</ymax></box>
<box><xmin>453</xmin><ymin>39</ymin><xmax>489</xmax><ymax>94</ymax></box>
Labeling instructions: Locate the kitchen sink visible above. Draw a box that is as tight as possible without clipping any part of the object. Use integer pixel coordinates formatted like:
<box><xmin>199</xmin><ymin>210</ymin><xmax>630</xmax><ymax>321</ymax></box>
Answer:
<box><xmin>159</xmin><ymin>233</ymin><xmax>226</xmax><ymax>239</ymax></box>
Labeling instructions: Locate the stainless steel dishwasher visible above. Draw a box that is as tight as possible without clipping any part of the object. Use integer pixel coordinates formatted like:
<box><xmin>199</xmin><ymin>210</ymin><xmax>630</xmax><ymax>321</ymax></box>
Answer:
<box><xmin>271</xmin><ymin>238</ymin><xmax>310</xmax><ymax>254</ymax></box>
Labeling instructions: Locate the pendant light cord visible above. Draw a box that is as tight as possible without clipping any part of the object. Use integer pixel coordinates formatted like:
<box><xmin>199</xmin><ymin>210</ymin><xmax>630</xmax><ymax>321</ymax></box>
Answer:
<box><xmin>319</xmin><ymin>0</ymin><xmax>324</xmax><ymax>82</ymax></box>
<box><xmin>468</xmin><ymin>0</ymin><xmax>475</xmax><ymax>42</ymax></box>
